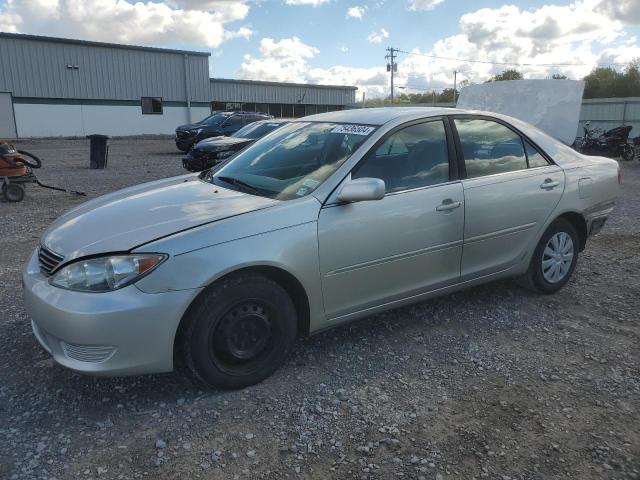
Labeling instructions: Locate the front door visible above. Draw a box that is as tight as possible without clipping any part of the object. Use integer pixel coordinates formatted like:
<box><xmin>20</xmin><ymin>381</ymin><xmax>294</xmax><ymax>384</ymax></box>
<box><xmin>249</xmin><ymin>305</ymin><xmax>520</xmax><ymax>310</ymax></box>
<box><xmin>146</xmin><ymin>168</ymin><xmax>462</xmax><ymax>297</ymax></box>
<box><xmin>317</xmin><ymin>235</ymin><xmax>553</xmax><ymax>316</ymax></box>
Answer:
<box><xmin>452</xmin><ymin>117</ymin><xmax>565</xmax><ymax>280</ymax></box>
<box><xmin>318</xmin><ymin>119</ymin><xmax>465</xmax><ymax>320</ymax></box>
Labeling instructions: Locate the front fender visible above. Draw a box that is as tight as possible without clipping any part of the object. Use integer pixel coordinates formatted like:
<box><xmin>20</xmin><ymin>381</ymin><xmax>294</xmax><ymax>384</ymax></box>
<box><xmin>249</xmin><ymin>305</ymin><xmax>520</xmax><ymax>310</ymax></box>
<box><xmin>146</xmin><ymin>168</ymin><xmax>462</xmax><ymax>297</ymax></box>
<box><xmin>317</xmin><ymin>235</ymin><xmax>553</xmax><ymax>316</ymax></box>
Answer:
<box><xmin>134</xmin><ymin>221</ymin><xmax>326</xmax><ymax>332</ymax></box>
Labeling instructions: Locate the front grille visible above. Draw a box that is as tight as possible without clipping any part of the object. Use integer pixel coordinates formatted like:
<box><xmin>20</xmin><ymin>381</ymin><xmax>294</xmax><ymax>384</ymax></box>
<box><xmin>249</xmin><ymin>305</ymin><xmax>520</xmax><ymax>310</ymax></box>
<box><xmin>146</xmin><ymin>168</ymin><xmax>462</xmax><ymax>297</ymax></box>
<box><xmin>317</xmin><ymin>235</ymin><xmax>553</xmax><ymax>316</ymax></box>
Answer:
<box><xmin>38</xmin><ymin>246</ymin><xmax>64</xmax><ymax>276</ymax></box>
<box><xmin>61</xmin><ymin>342</ymin><xmax>116</xmax><ymax>363</ymax></box>
<box><xmin>191</xmin><ymin>149</ymin><xmax>217</xmax><ymax>160</ymax></box>
<box><xmin>176</xmin><ymin>130</ymin><xmax>190</xmax><ymax>139</ymax></box>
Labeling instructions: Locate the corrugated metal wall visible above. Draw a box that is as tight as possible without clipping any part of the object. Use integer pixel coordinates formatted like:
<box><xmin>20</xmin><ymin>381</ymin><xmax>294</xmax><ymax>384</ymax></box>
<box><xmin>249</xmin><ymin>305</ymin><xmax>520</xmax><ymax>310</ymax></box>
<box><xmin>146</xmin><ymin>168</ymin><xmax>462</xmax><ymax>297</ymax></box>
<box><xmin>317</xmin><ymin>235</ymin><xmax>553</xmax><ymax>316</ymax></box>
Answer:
<box><xmin>0</xmin><ymin>34</ymin><xmax>210</xmax><ymax>102</ymax></box>
<box><xmin>210</xmin><ymin>79</ymin><xmax>356</xmax><ymax>105</ymax></box>
<box><xmin>579</xmin><ymin>97</ymin><xmax>640</xmax><ymax>138</ymax></box>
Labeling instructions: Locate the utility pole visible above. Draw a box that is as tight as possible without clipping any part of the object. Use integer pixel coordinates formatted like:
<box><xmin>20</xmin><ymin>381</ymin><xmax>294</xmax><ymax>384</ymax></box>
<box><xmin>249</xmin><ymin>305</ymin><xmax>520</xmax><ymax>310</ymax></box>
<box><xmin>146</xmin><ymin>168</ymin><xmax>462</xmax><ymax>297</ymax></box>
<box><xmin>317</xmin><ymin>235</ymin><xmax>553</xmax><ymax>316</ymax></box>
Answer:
<box><xmin>362</xmin><ymin>91</ymin><xmax>366</xmax><ymax>108</ymax></box>
<box><xmin>386</xmin><ymin>47</ymin><xmax>397</xmax><ymax>104</ymax></box>
<box><xmin>453</xmin><ymin>70</ymin><xmax>458</xmax><ymax>105</ymax></box>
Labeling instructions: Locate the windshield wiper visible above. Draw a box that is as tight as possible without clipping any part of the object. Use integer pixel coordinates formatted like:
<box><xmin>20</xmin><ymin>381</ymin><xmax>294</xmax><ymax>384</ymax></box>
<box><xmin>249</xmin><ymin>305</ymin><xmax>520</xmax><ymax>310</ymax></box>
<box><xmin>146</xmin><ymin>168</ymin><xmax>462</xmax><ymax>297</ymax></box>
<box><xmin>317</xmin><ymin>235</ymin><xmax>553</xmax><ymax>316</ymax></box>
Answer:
<box><xmin>216</xmin><ymin>176</ymin><xmax>261</xmax><ymax>195</ymax></box>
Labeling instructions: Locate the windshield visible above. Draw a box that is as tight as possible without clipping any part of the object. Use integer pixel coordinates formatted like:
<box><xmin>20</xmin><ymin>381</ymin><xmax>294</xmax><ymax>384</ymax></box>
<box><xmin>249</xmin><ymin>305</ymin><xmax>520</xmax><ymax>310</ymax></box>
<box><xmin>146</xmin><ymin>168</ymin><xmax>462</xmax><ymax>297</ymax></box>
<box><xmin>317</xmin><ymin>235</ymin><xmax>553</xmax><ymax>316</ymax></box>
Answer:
<box><xmin>198</xmin><ymin>112</ymin><xmax>232</xmax><ymax>126</ymax></box>
<box><xmin>232</xmin><ymin>121</ymin><xmax>285</xmax><ymax>140</ymax></box>
<box><xmin>206</xmin><ymin>122</ymin><xmax>376</xmax><ymax>200</ymax></box>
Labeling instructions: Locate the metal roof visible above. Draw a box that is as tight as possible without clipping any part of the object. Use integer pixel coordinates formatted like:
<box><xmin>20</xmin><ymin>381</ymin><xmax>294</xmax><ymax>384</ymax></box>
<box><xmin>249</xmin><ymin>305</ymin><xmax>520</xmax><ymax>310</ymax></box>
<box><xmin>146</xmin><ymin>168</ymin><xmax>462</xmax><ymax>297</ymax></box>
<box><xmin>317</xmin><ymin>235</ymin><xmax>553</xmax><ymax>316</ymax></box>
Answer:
<box><xmin>0</xmin><ymin>32</ymin><xmax>210</xmax><ymax>57</ymax></box>
<box><xmin>0</xmin><ymin>33</ymin><xmax>211</xmax><ymax>101</ymax></box>
<box><xmin>303</xmin><ymin>107</ymin><xmax>461</xmax><ymax>125</ymax></box>
<box><xmin>210</xmin><ymin>78</ymin><xmax>357</xmax><ymax>90</ymax></box>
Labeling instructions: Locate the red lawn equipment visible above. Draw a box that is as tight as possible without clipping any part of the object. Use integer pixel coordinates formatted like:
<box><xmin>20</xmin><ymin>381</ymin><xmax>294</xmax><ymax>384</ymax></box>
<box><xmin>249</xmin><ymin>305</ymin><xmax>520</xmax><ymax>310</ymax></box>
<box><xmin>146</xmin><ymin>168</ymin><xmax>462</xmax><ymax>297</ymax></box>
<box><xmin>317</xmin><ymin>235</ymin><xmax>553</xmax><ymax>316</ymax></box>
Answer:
<box><xmin>0</xmin><ymin>141</ymin><xmax>85</xmax><ymax>202</ymax></box>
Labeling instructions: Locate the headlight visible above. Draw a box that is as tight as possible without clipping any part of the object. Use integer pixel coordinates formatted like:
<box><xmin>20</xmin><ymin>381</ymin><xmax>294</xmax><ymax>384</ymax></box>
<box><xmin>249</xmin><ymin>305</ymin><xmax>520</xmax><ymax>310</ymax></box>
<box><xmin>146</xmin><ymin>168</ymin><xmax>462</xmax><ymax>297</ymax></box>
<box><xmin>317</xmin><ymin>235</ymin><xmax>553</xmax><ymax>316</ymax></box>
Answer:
<box><xmin>190</xmin><ymin>128</ymin><xmax>203</xmax><ymax>136</ymax></box>
<box><xmin>50</xmin><ymin>254</ymin><xmax>167</xmax><ymax>292</ymax></box>
<box><xmin>217</xmin><ymin>150</ymin><xmax>235</xmax><ymax>159</ymax></box>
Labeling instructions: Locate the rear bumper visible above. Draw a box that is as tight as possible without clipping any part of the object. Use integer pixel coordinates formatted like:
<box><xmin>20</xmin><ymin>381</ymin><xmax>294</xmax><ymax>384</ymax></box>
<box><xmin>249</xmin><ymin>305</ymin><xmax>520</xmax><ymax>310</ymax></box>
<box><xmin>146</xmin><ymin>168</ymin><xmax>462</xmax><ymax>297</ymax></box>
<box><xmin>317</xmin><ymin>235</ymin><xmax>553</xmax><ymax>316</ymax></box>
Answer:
<box><xmin>22</xmin><ymin>249</ymin><xmax>199</xmax><ymax>376</ymax></box>
<box><xmin>584</xmin><ymin>200</ymin><xmax>616</xmax><ymax>237</ymax></box>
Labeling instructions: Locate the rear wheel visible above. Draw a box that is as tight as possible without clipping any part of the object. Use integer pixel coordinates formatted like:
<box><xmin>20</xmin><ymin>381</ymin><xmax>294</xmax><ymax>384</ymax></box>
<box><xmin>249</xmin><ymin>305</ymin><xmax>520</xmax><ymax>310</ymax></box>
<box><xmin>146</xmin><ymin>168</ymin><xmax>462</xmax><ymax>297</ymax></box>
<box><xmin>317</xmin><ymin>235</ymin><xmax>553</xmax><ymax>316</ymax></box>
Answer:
<box><xmin>179</xmin><ymin>273</ymin><xmax>297</xmax><ymax>389</ymax></box>
<box><xmin>521</xmin><ymin>219</ymin><xmax>579</xmax><ymax>294</ymax></box>
<box><xmin>621</xmin><ymin>143</ymin><xmax>635</xmax><ymax>162</ymax></box>
<box><xmin>2</xmin><ymin>183</ymin><xmax>25</xmax><ymax>202</ymax></box>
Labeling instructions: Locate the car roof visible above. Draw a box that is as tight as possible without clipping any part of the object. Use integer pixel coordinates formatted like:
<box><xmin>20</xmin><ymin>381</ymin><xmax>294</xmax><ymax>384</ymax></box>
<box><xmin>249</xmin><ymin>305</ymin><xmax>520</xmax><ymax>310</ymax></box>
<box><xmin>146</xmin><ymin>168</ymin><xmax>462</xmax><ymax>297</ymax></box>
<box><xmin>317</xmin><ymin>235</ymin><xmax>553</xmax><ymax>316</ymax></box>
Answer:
<box><xmin>303</xmin><ymin>107</ymin><xmax>467</xmax><ymax>126</ymax></box>
<box><xmin>252</xmin><ymin>118</ymin><xmax>288</xmax><ymax>124</ymax></box>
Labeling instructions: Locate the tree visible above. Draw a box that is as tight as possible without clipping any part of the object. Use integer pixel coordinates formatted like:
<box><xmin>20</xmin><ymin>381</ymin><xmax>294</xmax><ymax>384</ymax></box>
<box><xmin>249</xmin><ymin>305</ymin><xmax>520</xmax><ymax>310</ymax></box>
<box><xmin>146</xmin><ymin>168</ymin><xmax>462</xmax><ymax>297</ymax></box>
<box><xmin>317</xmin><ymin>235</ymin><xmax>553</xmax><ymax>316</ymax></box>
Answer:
<box><xmin>583</xmin><ymin>61</ymin><xmax>640</xmax><ymax>98</ymax></box>
<box><xmin>487</xmin><ymin>69</ymin><xmax>524</xmax><ymax>82</ymax></box>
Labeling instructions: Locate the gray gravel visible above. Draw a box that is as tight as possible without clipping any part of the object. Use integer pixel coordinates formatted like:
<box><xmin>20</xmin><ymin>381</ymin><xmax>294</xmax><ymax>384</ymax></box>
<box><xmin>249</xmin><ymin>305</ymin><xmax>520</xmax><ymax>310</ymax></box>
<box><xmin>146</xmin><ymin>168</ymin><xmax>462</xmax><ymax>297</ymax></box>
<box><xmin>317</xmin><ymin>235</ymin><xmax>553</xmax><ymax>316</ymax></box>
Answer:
<box><xmin>1</xmin><ymin>137</ymin><xmax>639</xmax><ymax>480</ymax></box>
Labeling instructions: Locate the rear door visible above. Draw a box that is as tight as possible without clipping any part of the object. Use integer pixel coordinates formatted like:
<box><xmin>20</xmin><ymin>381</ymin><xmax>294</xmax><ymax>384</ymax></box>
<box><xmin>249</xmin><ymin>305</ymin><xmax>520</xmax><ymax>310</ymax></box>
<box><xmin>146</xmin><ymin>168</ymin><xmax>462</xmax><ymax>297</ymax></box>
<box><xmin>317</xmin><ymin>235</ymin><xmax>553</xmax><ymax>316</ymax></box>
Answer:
<box><xmin>451</xmin><ymin>116</ymin><xmax>564</xmax><ymax>281</ymax></box>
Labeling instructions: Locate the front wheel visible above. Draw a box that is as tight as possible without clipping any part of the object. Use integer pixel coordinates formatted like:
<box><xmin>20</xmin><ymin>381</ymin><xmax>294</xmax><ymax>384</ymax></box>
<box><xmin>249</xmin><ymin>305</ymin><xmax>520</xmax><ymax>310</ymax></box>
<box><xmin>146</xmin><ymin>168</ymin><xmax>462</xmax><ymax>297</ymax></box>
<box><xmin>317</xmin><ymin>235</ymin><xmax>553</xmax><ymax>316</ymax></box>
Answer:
<box><xmin>621</xmin><ymin>143</ymin><xmax>635</xmax><ymax>162</ymax></box>
<box><xmin>520</xmin><ymin>219</ymin><xmax>579</xmax><ymax>294</ymax></box>
<box><xmin>179</xmin><ymin>273</ymin><xmax>297</xmax><ymax>389</ymax></box>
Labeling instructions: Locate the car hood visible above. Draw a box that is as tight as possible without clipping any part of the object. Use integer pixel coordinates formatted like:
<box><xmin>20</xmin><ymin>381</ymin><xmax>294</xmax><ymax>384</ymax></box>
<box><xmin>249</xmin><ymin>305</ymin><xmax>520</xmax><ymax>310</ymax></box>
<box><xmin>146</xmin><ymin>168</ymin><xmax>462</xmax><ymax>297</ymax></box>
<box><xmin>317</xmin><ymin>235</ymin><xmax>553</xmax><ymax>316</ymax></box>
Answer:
<box><xmin>41</xmin><ymin>175</ymin><xmax>278</xmax><ymax>261</ymax></box>
<box><xmin>176</xmin><ymin>123</ymin><xmax>202</xmax><ymax>131</ymax></box>
<box><xmin>194</xmin><ymin>136</ymin><xmax>253</xmax><ymax>152</ymax></box>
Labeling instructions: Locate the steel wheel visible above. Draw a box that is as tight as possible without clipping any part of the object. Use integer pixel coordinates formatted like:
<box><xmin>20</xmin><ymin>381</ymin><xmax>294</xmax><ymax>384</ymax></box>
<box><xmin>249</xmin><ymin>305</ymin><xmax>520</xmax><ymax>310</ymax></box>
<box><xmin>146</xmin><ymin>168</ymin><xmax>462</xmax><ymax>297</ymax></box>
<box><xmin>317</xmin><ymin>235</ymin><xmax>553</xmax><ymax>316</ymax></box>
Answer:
<box><xmin>211</xmin><ymin>301</ymin><xmax>274</xmax><ymax>368</ymax></box>
<box><xmin>542</xmin><ymin>232</ymin><xmax>574</xmax><ymax>284</ymax></box>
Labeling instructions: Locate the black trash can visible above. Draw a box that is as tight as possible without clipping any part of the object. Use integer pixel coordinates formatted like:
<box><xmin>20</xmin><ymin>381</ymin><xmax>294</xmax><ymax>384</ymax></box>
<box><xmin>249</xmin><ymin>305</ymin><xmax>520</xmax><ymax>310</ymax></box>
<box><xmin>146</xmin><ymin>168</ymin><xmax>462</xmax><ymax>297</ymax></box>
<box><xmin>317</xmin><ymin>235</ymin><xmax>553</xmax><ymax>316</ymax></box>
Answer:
<box><xmin>87</xmin><ymin>134</ymin><xmax>109</xmax><ymax>169</ymax></box>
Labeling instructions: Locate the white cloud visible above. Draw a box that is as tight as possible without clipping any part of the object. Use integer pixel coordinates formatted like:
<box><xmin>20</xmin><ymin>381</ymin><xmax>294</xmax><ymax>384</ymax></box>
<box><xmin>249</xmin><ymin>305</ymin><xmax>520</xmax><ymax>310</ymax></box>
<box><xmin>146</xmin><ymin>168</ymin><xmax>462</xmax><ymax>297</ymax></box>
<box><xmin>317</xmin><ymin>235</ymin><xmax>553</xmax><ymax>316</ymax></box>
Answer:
<box><xmin>409</xmin><ymin>0</ymin><xmax>445</xmax><ymax>11</ymax></box>
<box><xmin>240</xmin><ymin>37</ymin><xmax>320</xmax><ymax>83</ymax></box>
<box><xmin>300</xmin><ymin>1</ymin><xmax>640</xmax><ymax>98</ymax></box>
<box><xmin>0</xmin><ymin>0</ymin><xmax>252</xmax><ymax>48</ymax></box>
<box><xmin>367</xmin><ymin>28</ymin><xmax>389</xmax><ymax>44</ymax></box>
<box><xmin>346</xmin><ymin>5</ymin><xmax>366</xmax><ymax>19</ymax></box>
<box><xmin>285</xmin><ymin>0</ymin><xmax>330</xmax><ymax>6</ymax></box>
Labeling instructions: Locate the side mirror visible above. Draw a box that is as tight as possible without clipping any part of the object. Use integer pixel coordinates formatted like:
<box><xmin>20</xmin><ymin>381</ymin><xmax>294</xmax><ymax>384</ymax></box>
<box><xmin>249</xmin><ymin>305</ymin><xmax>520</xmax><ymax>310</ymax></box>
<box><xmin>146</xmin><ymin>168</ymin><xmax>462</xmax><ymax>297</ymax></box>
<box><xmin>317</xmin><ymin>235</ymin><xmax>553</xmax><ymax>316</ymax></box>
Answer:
<box><xmin>337</xmin><ymin>177</ymin><xmax>385</xmax><ymax>203</ymax></box>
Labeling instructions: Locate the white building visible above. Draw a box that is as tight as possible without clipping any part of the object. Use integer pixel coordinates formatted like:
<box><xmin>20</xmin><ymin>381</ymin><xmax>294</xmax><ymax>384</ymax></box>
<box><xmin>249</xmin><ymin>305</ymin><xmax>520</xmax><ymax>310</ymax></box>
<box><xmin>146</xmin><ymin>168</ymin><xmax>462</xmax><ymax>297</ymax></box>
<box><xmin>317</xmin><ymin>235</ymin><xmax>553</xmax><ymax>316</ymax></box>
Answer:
<box><xmin>0</xmin><ymin>33</ymin><xmax>357</xmax><ymax>138</ymax></box>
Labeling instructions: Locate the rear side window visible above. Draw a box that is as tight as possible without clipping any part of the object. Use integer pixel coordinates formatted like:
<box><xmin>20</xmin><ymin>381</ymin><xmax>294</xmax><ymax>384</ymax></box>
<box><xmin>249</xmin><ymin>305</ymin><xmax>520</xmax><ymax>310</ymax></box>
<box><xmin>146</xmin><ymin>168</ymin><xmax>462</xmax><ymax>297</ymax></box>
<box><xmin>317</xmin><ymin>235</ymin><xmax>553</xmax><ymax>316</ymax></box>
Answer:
<box><xmin>353</xmin><ymin>120</ymin><xmax>450</xmax><ymax>193</ymax></box>
<box><xmin>455</xmin><ymin>119</ymin><xmax>527</xmax><ymax>178</ymax></box>
<box><xmin>524</xmin><ymin>140</ymin><xmax>550</xmax><ymax>168</ymax></box>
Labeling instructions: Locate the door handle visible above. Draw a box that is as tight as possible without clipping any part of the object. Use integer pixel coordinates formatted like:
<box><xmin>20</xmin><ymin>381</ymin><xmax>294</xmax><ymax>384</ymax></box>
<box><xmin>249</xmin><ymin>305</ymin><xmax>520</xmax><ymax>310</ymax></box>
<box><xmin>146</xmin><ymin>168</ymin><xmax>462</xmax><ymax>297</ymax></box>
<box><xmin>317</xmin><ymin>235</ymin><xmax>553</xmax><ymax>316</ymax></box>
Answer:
<box><xmin>436</xmin><ymin>200</ymin><xmax>462</xmax><ymax>212</ymax></box>
<box><xmin>540</xmin><ymin>179</ymin><xmax>560</xmax><ymax>189</ymax></box>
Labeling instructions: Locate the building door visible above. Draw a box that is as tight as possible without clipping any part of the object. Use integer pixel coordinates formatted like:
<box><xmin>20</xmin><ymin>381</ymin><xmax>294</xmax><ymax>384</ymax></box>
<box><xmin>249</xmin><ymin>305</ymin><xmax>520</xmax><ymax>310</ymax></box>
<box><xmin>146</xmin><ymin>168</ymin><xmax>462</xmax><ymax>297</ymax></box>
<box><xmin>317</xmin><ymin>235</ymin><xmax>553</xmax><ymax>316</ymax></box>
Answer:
<box><xmin>0</xmin><ymin>93</ymin><xmax>17</xmax><ymax>139</ymax></box>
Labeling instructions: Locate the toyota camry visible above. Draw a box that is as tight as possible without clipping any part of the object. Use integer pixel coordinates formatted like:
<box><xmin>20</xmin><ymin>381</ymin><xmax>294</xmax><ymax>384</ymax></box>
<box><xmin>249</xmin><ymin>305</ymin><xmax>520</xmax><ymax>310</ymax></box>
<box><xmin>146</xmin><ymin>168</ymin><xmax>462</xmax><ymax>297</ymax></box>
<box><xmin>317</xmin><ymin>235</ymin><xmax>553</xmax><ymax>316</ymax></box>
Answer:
<box><xmin>23</xmin><ymin>107</ymin><xmax>620</xmax><ymax>389</ymax></box>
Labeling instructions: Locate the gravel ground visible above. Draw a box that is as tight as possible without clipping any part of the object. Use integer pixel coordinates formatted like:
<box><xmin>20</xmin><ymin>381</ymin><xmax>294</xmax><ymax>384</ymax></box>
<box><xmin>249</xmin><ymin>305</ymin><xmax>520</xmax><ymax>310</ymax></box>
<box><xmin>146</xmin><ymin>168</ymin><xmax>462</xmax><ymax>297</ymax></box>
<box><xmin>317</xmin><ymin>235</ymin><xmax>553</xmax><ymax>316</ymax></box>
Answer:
<box><xmin>1</xmin><ymin>138</ymin><xmax>639</xmax><ymax>480</ymax></box>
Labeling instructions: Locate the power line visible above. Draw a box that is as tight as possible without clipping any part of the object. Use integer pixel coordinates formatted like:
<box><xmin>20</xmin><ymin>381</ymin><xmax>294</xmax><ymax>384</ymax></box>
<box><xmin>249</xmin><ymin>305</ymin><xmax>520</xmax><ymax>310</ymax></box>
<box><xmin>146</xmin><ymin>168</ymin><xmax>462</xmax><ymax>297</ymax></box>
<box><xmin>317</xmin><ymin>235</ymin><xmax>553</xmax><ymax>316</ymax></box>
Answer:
<box><xmin>395</xmin><ymin>48</ymin><xmax>629</xmax><ymax>68</ymax></box>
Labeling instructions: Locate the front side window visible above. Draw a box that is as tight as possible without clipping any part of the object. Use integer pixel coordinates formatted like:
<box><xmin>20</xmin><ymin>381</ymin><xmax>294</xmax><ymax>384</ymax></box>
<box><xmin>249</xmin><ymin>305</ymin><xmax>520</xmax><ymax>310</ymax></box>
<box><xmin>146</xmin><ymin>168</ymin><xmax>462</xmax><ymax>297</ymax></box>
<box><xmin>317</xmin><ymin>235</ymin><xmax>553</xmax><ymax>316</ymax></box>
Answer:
<box><xmin>455</xmin><ymin>119</ymin><xmax>527</xmax><ymax>178</ymax></box>
<box><xmin>141</xmin><ymin>97</ymin><xmax>162</xmax><ymax>115</ymax></box>
<box><xmin>208</xmin><ymin>122</ymin><xmax>376</xmax><ymax>200</ymax></box>
<box><xmin>353</xmin><ymin>120</ymin><xmax>450</xmax><ymax>193</ymax></box>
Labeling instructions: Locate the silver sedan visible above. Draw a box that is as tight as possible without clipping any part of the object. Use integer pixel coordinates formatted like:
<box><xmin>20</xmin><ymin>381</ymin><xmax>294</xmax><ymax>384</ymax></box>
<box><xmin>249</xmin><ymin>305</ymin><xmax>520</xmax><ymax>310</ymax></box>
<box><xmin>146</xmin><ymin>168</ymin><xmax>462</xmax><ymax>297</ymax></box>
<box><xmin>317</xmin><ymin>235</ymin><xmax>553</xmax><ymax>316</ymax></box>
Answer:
<box><xmin>22</xmin><ymin>107</ymin><xmax>620</xmax><ymax>388</ymax></box>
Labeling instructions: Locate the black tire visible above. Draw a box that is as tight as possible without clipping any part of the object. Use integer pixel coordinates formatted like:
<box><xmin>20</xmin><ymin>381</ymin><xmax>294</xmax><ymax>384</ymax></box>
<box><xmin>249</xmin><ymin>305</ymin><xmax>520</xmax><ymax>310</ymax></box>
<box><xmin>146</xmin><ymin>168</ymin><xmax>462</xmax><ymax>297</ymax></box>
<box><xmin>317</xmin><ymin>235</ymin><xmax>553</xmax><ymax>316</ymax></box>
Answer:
<box><xmin>2</xmin><ymin>183</ymin><xmax>25</xmax><ymax>202</ymax></box>
<box><xmin>179</xmin><ymin>273</ymin><xmax>297</xmax><ymax>389</ymax></box>
<box><xmin>520</xmin><ymin>219</ymin><xmax>579</xmax><ymax>294</ymax></box>
<box><xmin>621</xmin><ymin>143</ymin><xmax>635</xmax><ymax>162</ymax></box>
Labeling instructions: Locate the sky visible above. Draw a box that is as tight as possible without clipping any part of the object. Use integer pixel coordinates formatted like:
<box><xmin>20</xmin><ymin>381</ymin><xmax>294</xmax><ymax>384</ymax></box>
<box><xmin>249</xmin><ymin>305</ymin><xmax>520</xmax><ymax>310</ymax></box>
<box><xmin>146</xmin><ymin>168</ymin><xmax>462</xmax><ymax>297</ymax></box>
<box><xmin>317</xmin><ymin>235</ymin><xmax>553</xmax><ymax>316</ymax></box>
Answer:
<box><xmin>1</xmin><ymin>0</ymin><xmax>639</xmax><ymax>97</ymax></box>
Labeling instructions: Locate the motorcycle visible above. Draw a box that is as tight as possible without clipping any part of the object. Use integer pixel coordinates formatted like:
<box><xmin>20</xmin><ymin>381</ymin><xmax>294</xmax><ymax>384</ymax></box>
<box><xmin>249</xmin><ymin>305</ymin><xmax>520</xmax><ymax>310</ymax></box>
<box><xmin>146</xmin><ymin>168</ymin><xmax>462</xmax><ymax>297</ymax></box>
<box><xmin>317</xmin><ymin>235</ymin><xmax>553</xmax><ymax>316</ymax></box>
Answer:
<box><xmin>574</xmin><ymin>122</ymin><xmax>636</xmax><ymax>161</ymax></box>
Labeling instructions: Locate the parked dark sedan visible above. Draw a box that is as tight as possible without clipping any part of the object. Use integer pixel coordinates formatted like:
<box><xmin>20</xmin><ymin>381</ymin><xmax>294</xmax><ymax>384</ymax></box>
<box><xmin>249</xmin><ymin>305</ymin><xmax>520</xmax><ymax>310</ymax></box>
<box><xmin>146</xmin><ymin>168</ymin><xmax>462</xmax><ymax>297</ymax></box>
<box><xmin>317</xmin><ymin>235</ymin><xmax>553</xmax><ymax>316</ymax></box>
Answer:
<box><xmin>175</xmin><ymin>111</ymin><xmax>272</xmax><ymax>152</ymax></box>
<box><xmin>182</xmin><ymin>119</ymin><xmax>288</xmax><ymax>172</ymax></box>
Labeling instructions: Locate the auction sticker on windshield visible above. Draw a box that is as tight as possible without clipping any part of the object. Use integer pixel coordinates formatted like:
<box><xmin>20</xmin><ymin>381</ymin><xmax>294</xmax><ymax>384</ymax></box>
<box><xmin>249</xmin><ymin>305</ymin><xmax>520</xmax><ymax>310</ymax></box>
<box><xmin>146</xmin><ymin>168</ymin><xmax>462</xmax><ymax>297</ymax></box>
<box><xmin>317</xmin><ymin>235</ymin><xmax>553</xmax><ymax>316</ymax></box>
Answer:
<box><xmin>331</xmin><ymin>125</ymin><xmax>376</xmax><ymax>136</ymax></box>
